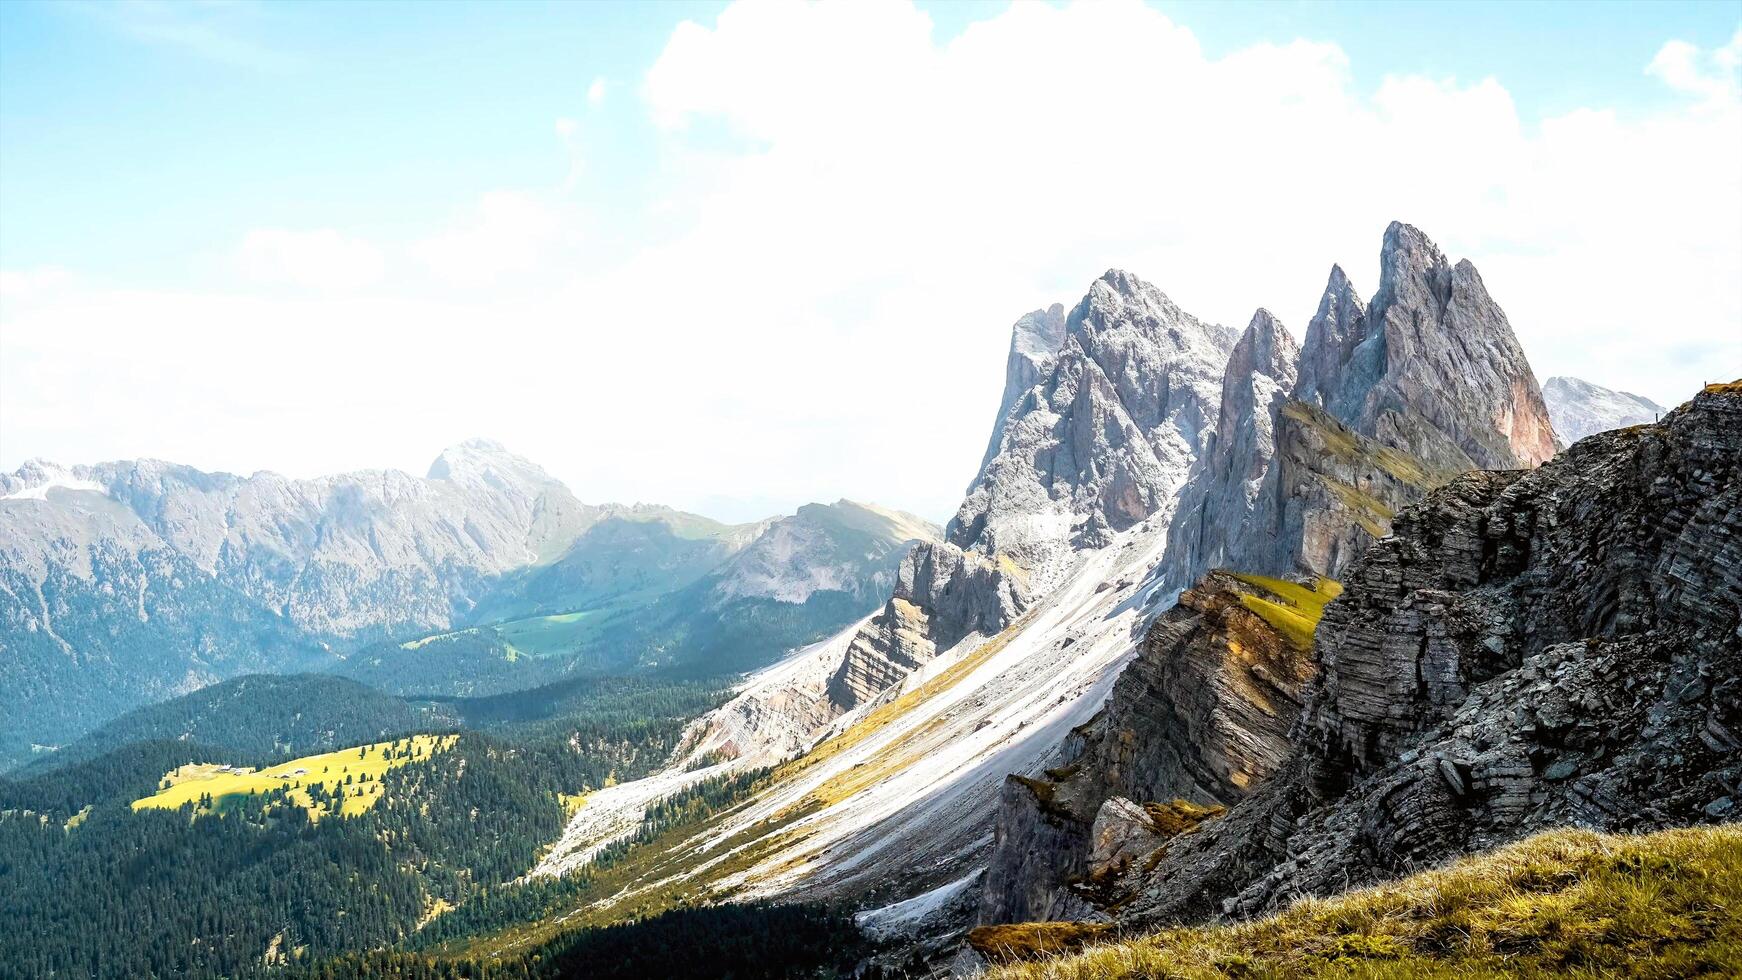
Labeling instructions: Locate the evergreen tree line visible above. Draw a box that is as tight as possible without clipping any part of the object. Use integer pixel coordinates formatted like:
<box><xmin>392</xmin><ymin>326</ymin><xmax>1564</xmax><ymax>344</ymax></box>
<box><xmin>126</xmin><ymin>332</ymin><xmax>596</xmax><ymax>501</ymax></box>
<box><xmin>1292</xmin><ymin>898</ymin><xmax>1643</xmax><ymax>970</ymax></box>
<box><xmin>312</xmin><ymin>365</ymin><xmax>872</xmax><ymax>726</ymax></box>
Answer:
<box><xmin>0</xmin><ymin>688</ymin><xmax>713</xmax><ymax>979</ymax></box>
<box><xmin>297</xmin><ymin>902</ymin><xmax>873</xmax><ymax>980</ymax></box>
<box><xmin>406</xmin><ymin>762</ymin><xmax>777</xmax><ymax>950</ymax></box>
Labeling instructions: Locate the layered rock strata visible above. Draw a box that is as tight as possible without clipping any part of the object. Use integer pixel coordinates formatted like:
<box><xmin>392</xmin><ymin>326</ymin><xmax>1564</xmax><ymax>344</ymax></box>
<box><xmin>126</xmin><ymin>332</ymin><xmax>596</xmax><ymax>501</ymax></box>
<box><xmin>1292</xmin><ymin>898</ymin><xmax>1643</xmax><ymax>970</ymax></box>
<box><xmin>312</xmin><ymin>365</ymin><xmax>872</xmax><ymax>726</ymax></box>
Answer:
<box><xmin>1112</xmin><ymin>383</ymin><xmax>1742</xmax><ymax>926</ymax></box>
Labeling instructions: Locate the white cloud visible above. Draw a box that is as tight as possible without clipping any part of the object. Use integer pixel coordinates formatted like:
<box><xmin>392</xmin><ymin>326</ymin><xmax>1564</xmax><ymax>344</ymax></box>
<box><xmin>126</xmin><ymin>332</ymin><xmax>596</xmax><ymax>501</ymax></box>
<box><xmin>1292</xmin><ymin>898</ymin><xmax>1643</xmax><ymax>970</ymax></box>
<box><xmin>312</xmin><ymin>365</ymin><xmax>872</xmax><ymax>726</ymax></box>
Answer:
<box><xmin>236</xmin><ymin>228</ymin><xmax>385</xmax><ymax>290</ymax></box>
<box><xmin>1648</xmin><ymin>27</ymin><xmax>1742</xmax><ymax>99</ymax></box>
<box><xmin>4</xmin><ymin>2</ymin><xmax>1739</xmax><ymax>521</ymax></box>
<box><xmin>0</xmin><ymin>265</ymin><xmax>75</xmax><ymax>302</ymax></box>
<box><xmin>587</xmin><ymin>77</ymin><xmax>608</xmax><ymax>106</ymax></box>
<box><xmin>409</xmin><ymin>191</ymin><xmax>566</xmax><ymax>288</ymax></box>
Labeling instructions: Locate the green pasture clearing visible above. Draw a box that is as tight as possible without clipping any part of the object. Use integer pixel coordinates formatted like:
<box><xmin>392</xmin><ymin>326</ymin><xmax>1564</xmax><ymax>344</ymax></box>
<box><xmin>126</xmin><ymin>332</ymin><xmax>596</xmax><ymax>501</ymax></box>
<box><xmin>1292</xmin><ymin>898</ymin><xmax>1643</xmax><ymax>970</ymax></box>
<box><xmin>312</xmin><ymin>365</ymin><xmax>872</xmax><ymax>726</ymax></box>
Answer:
<box><xmin>131</xmin><ymin>734</ymin><xmax>457</xmax><ymax>820</ymax></box>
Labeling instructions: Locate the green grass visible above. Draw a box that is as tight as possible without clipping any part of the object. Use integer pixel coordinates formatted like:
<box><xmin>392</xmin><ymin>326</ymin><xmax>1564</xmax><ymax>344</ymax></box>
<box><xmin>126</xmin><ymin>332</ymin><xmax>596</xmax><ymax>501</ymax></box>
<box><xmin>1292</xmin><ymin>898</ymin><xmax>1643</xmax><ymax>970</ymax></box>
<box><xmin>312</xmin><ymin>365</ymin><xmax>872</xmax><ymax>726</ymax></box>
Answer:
<box><xmin>986</xmin><ymin>824</ymin><xmax>1742</xmax><ymax>979</ymax></box>
<box><xmin>1229</xmin><ymin>573</ymin><xmax>1343</xmax><ymax>651</ymax></box>
<box><xmin>400</xmin><ymin>608</ymin><xmax>611</xmax><ymax>660</ymax></box>
<box><xmin>1281</xmin><ymin>400</ymin><xmax>1459</xmax><ymax>491</ymax></box>
<box><xmin>131</xmin><ymin>734</ymin><xmax>456</xmax><ymax>820</ymax></box>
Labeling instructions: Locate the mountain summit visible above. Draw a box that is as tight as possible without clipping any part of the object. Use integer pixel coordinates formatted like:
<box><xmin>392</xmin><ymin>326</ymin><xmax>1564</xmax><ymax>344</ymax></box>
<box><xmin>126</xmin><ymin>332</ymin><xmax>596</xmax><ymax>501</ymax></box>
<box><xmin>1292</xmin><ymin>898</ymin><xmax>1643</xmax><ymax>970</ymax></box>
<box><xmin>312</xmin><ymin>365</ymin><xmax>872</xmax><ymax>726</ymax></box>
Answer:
<box><xmin>1165</xmin><ymin>222</ymin><xmax>1559</xmax><ymax>589</ymax></box>
<box><xmin>1543</xmin><ymin>375</ymin><xmax>1668</xmax><ymax>442</ymax></box>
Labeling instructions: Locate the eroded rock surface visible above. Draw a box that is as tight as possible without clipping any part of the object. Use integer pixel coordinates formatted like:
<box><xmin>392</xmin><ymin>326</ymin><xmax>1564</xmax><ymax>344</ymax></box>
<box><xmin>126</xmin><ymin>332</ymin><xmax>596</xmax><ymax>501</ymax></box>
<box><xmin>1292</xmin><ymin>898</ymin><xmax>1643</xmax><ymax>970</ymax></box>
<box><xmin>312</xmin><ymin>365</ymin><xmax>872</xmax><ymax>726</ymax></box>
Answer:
<box><xmin>977</xmin><ymin>572</ymin><xmax>1315</xmax><ymax>923</ymax></box>
<box><xmin>827</xmin><ymin>271</ymin><xmax>1232</xmax><ymax>717</ymax></box>
<box><xmin>1114</xmin><ymin>384</ymin><xmax>1742</xmax><ymax>927</ymax></box>
<box><xmin>1166</xmin><ymin>222</ymin><xmax>1553</xmax><ymax>590</ymax></box>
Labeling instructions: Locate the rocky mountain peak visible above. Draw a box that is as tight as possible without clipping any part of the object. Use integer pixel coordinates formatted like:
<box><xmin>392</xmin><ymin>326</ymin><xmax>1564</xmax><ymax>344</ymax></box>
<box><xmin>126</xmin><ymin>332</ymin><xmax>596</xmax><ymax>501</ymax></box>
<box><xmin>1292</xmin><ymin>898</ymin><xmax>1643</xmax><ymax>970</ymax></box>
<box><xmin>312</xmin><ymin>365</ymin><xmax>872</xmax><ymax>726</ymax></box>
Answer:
<box><xmin>1543</xmin><ymin>375</ymin><xmax>1668</xmax><ymax>443</ymax></box>
<box><xmin>1292</xmin><ymin>264</ymin><xmax>1370</xmax><ymax>416</ymax></box>
<box><xmin>1161</xmin><ymin>309</ymin><xmax>1301</xmax><ymax>584</ymax></box>
<box><xmin>833</xmin><ymin>273</ymin><xmax>1234</xmax><ymax>715</ymax></box>
<box><xmin>1302</xmin><ymin>222</ymin><xmax>1559</xmax><ymax>472</ymax></box>
<box><xmin>1011</xmin><ymin>304</ymin><xmax>1068</xmax><ymax>359</ymax></box>
<box><xmin>951</xmin><ymin>269</ymin><xmax>1233</xmax><ymax>564</ymax></box>
<box><xmin>981</xmin><ymin>305</ymin><xmax>1070</xmax><ymax>472</ymax></box>
<box><xmin>426</xmin><ymin>437</ymin><xmax>548</xmax><ymax>485</ymax></box>
<box><xmin>1235</xmin><ymin>308</ymin><xmax>1294</xmax><ymax>373</ymax></box>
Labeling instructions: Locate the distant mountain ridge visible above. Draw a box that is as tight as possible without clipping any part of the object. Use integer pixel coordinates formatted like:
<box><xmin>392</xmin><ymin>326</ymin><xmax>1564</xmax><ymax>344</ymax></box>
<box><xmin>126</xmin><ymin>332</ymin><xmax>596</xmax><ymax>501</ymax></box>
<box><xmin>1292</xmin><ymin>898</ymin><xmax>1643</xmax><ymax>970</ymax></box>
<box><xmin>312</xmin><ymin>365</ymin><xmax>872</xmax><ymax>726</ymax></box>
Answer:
<box><xmin>1543</xmin><ymin>375</ymin><xmax>1668</xmax><ymax>443</ymax></box>
<box><xmin>0</xmin><ymin>444</ymin><xmax>937</xmax><ymax>768</ymax></box>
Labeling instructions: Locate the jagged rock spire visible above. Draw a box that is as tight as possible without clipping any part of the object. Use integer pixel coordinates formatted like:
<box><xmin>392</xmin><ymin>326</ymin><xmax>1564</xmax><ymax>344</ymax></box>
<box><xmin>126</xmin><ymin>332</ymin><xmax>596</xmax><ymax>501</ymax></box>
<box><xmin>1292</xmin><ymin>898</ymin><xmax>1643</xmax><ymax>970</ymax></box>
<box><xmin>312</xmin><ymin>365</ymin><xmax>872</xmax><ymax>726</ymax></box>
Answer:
<box><xmin>1292</xmin><ymin>264</ymin><xmax>1369</xmax><ymax>417</ymax></box>
<box><xmin>949</xmin><ymin>269</ymin><xmax>1234</xmax><ymax>563</ymax></box>
<box><xmin>979</xmin><ymin>304</ymin><xmax>1067</xmax><ymax>473</ymax></box>
<box><xmin>1164</xmin><ymin>308</ymin><xmax>1301</xmax><ymax>583</ymax></box>
<box><xmin>1304</xmin><ymin>221</ymin><xmax>1559</xmax><ymax>471</ymax></box>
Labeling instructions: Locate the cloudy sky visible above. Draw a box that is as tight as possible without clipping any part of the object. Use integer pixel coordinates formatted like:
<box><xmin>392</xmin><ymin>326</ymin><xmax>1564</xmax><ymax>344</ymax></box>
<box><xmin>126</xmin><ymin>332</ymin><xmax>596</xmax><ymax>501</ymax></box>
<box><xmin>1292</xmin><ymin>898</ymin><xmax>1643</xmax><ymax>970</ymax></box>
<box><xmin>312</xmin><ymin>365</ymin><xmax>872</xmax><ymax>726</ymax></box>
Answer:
<box><xmin>2</xmin><ymin>0</ymin><xmax>1738</xmax><ymax>522</ymax></box>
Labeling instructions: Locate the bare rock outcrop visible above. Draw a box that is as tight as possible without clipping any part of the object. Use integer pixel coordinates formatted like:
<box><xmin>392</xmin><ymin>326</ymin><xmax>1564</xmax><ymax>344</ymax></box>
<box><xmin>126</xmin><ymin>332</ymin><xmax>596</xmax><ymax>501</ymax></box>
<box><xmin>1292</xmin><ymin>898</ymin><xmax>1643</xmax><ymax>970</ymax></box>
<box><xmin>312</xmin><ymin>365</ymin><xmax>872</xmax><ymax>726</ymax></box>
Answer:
<box><xmin>1165</xmin><ymin>311</ymin><xmax>1300</xmax><ymax>584</ymax></box>
<box><xmin>1307</xmin><ymin>221</ymin><xmax>1559</xmax><ymax>472</ymax></box>
<box><xmin>1166</xmin><ymin>222</ymin><xmax>1554</xmax><ymax>590</ymax></box>
<box><xmin>977</xmin><ymin>572</ymin><xmax>1316</xmax><ymax>923</ymax></box>
<box><xmin>1112</xmin><ymin>383</ymin><xmax>1742</xmax><ymax>927</ymax></box>
<box><xmin>950</xmin><ymin>270</ymin><xmax>1234</xmax><ymax>567</ymax></box>
<box><xmin>827</xmin><ymin>272</ymin><xmax>1232</xmax><ymax>715</ymax></box>
<box><xmin>981</xmin><ymin>305</ymin><xmax>1069</xmax><ymax>472</ymax></box>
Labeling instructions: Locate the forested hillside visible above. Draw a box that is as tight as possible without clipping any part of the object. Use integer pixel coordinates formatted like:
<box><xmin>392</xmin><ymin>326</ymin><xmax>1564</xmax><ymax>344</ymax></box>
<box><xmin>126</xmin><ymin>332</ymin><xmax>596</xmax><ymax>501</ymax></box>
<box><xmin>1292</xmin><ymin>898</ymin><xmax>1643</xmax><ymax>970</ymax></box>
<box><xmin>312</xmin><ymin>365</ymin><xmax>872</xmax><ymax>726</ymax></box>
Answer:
<box><xmin>0</xmin><ymin>673</ymin><xmax>726</xmax><ymax>978</ymax></box>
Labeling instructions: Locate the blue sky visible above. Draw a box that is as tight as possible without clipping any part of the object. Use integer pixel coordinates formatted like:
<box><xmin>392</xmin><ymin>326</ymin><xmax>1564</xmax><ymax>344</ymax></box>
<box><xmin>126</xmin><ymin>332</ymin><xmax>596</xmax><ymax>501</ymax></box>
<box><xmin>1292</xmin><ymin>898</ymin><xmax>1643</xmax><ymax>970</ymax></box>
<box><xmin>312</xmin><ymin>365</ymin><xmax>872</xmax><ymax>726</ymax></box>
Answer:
<box><xmin>2</xmin><ymin>1</ymin><xmax>1738</xmax><ymax>520</ymax></box>
<box><xmin>4</xmin><ymin>1</ymin><xmax>1735</xmax><ymax>279</ymax></box>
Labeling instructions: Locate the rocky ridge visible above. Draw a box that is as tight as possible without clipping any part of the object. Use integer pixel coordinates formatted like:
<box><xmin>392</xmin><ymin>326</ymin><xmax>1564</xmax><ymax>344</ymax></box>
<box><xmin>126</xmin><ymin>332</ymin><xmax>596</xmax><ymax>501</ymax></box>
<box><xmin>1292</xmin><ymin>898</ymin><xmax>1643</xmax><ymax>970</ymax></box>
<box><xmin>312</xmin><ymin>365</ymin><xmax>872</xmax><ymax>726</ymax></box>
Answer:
<box><xmin>1164</xmin><ymin>222</ymin><xmax>1556</xmax><ymax>592</ymax></box>
<box><xmin>978</xmin><ymin>222</ymin><xmax>1568</xmax><ymax>936</ymax></box>
<box><xmin>1103</xmin><ymin>383</ymin><xmax>1742</xmax><ymax>928</ymax></box>
<box><xmin>828</xmin><ymin>272</ymin><xmax>1234</xmax><ymax>714</ymax></box>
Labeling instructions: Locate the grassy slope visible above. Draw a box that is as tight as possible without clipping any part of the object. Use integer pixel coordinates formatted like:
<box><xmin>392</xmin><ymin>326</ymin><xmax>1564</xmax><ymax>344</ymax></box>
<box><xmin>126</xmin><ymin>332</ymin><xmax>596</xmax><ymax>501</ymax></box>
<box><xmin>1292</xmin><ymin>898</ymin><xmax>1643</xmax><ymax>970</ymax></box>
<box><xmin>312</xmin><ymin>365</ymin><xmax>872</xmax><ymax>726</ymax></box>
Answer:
<box><xmin>1230</xmin><ymin>573</ymin><xmax>1343</xmax><ymax>650</ymax></box>
<box><xmin>984</xmin><ymin>824</ymin><xmax>1742</xmax><ymax>979</ymax></box>
<box><xmin>132</xmin><ymin>734</ymin><xmax>456</xmax><ymax>819</ymax></box>
<box><xmin>449</xmin><ymin>619</ymin><xmax>1036</xmax><ymax>958</ymax></box>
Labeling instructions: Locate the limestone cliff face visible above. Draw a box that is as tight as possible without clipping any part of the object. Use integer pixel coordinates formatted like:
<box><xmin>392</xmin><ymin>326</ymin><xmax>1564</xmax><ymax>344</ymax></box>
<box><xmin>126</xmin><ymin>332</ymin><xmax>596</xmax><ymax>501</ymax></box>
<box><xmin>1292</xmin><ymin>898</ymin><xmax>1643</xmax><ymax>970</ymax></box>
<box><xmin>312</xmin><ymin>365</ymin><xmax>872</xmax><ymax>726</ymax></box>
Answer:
<box><xmin>827</xmin><ymin>542</ymin><xmax>1023</xmax><ymax>709</ymax></box>
<box><xmin>951</xmin><ymin>270</ymin><xmax>1234</xmax><ymax>567</ymax></box>
<box><xmin>981</xmin><ymin>305</ymin><xmax>1069</xmax><ymax>472</ymax></box>
<box><xmin>1109</xmin><ymin>384</ymin><xmax>1742</xmax><ymax>926</ymax></box>
<box><xmin>977</xmin><ymin>572</ymin><xmax>1315</xmax><ymax>924</ymax></box>
<box><xmin>828</xmin><ymin>272</ymin><xmax>1232</xmax><ymax>713</ymax></box>
<box><xmin>1165</xmin><ymin>312</ymin><xmax>1300</xmax><ymax>587</ymax></box>
<box><xmin>1167</xmin><ymin>223</ymin><xmax>1554</xmax><ymax>590</ymax></box>
<box><xmin>1312</xmin><ymin>222</ymin><xmax>1559</xmax><ymax>472</ymax></box>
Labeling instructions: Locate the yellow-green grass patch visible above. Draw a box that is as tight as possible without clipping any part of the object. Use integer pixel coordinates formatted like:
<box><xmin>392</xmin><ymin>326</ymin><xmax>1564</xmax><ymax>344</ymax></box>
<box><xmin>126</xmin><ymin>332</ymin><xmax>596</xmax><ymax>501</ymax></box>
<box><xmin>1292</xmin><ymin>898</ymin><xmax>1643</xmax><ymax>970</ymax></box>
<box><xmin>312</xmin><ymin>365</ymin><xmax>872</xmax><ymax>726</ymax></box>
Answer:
<box><xmin>132</xmin><ymin>734</ymin><xmax>456</xmax><ymax>820</ymax></box>
<box><xmin>1230</xmin><ymin>573</ymin><xmax>1342</xmax><ymax>651</ymax></box>
<box><xmin>1281</xmin><ymin>400</ymin><xmax>1457</xmax><ymax>490</ymax></box>
<box><xmin>986</xmin><ymin>824</ymin><xmax>1742</xmax><ymax>980</ymax></box>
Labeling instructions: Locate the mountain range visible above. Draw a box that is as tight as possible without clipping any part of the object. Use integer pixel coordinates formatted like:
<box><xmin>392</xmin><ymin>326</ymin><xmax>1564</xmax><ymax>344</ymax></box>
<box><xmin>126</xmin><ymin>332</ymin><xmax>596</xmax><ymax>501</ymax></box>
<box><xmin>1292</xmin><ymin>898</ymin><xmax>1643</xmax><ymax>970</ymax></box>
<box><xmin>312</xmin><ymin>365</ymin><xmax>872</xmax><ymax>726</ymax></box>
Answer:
<box><xmin>0</xmin><ymin>445</ymin><xmax>936</xmax><ymax>768</ymax></box>
<box><xmin>0</xmin><ymin>220</ymin><xmax>1729</xmax><ymax>979</ymax></box>
<box><xmin>493</xmin><ymin>223</ymin><xmax>1734</xmax><ymax>973</ymax></box>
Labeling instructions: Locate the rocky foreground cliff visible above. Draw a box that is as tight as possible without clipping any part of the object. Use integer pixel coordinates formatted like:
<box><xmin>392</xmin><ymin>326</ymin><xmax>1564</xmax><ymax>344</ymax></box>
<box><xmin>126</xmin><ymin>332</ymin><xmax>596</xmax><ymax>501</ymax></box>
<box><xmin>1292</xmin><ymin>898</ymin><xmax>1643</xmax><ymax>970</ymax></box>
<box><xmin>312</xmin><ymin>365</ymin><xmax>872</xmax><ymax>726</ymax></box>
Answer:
<box><xmin>1006</xmin><ymin>382</ymin><xmax>1739</xmax><ymax>937</ymax></box>
<box><xmin>977</xmin><ymin>222</ymin><xmax>1565</xmax><ymax>927</ymax></box>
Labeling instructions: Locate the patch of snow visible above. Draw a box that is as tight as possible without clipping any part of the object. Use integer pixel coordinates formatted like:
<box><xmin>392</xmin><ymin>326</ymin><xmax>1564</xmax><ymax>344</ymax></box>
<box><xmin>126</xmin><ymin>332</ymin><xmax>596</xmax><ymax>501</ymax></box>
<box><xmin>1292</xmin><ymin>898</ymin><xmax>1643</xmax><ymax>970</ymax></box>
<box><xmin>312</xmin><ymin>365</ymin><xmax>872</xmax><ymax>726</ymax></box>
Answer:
<box><xmin>2</xmin><ymin>469</ymin><xmax>107</xmax><ymax>501</ymax></box>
